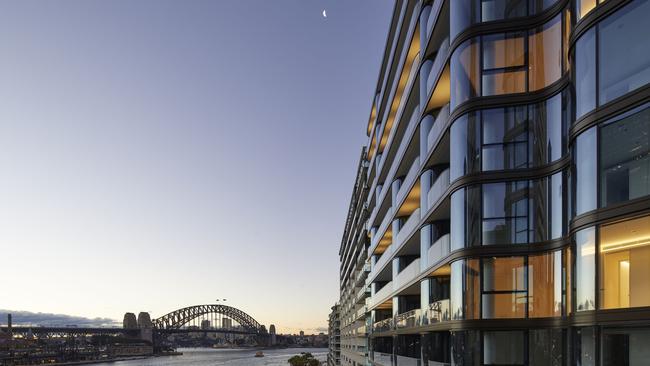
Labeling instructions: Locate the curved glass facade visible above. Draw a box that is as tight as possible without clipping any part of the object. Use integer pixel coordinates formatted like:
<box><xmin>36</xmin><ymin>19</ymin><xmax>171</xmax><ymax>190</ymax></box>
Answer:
<box><xmin>574</xmin><ymin>0</ymin><xmax>650</xmax><ymax>118</ymax></box>
<box><xmin>574</xmin><ymin>104</ymin><xmax>650</xmax><ymax>216</ymax></box>
<box><xmin>340</xmin><ymin>1</ymin><xmax>650</xmax><ymax>365</ymax></box>
<box><xmin>450</xmin><ymin>13</ymin><xmax>565</xmax><ymax>109</ymax></box>
<box><xmin>451</xmin><ymin>0</ymin><xmax>560</xmax><ymax>42</ymax></box>
<box><xmin>450</xmin><ymin>90</ymin><xmax>568</xmax><ymax>181</ymax></box>
<box><xmin>451</xmin><ymin>172</ymin><xmax>565</xmax><ymax>250</ymax></box>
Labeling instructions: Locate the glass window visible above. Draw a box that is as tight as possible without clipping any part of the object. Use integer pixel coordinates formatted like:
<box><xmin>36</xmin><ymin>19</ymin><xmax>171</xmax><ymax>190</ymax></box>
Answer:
<box><xmin>598</xmin><ymin>0</ymin><xmax>650</xmax><ymax>105</ymax></box>
<box><xmin>575</xmin><ymin>28</ymin><xmax>596</xmax><ymax>118</ymax></box>
<box><xmin>482</xmin><ymin>105</ymin><xmax>529</xmax><ymax>171</ymax></box>
<box><xmin>599</xmin><ymin>105</ymin><xmax>650</xmax><ymax>207</ymax></box>
<box><xmin>482</xmin><ymin>257</ymin><xmax>527</xmax><ymax>318</ymax></box>
<box><xmin>450</xmin><ymin>259</ymin><xmax>480</xmax><ymax>320</ymax></box>
<box><xmin>483</xmin><ymin>33</ymin><xmax>526</xmax><ymax>69</ymax></box>
<box><xmin>575</xmin><ymin>227</ymin><xmax>596</xmax><ymax>311</ymax></box>
<box><xmin>574</xmin><ymin>127</ymin><xmax>597</xmax><ymax>215</ymax></box>
<box><xmin>451</xmin><ymin>0</ymin><xmax>479</xmax><ymax>42</ymax></box>
<box><xmin>451</xmin><ymin>189</ymin><xmax>465</xmax><ymax>252</ymax></box>
<box><xmin>450</xmin><ymin>112</ymin><xmax>480</xmax><ymax>181</ymax></box>
<box><xmin>482</xmin><ymin>32</ymin><xmax>526</xmax><ymax>96</ymax></box>
<box><xmin>601</xmin><ymin>327</ymin><xmax>650</xmax><ymax>365</ymax></box>
<box><xmin>481</xmin><ymin>0</ymin><xmax>527</xmax><ymax>22</ymax></box>
<box><xmin>482</xmin><ymin>181</ymin><xmax>530</xmax><ymax>245</ymax></box>
<box><xmin>451</xmin><ymin>330</ymin><xmax>480</xmax><ymax>366</ymax></box>
<box><xmin>529</xmin><ymin>329</ymin><xmax>563</xmax><ymax>366</ymax></box>
<box><xmin>530</xmin><ymin>92</ymin><xmax>564</xmax><ymax>166</ymax></box>
<box><xmin>599</xmin><ymin>215</ymin><xmax>650</xmax><ymax>309</ymax></box>
<box><xmin>451</xmin><ymin>39</ymin><xmax>481</xmax><ymax>109</ymax></box>
<box><xmin>483</xmin><ymin>331</ymin><xmax>524</xmax><ymax>365</ymax></box>
<box><xmin>528</xmin><ymin>251</ymin><xmax>562</xmax><ymax>317</ymax></box>
<box><xmin>575</xmin><ymin>327</ymin><xmax>596</xmax><ymax>366</ymax></box>
<box><xmin>529</xmin><ymin>15</ymin><xmax>562</xmax><ymax>91</ymax></box>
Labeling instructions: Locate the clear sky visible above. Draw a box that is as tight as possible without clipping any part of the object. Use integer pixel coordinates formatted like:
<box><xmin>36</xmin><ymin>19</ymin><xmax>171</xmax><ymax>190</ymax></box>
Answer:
<box><xmin>0</xmin><ymin>1</ymin><xmax>393</xmax><ymax>334</ymax></box>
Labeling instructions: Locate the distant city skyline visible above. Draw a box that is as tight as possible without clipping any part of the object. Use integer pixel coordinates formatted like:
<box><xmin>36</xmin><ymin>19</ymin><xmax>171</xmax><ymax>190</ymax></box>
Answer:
<box><xmin>0</xmin><ymin>0</ymin><xmax>394</xmax><ymax>334</ymax></box>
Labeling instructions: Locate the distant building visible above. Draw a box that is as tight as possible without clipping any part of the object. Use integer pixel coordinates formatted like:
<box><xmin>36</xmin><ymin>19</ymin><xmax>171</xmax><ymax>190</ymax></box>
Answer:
<box><xmin>327</xmin><ymin>304</ymin><xmax>340</xmax><ymax>366</ymax></box>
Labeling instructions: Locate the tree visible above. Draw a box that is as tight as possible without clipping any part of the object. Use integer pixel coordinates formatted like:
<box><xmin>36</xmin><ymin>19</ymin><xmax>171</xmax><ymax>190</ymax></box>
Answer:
<box><xmin>287</xmin><ymin>352</ymin><xmax>321</xmax><ymax>366</ymax></box>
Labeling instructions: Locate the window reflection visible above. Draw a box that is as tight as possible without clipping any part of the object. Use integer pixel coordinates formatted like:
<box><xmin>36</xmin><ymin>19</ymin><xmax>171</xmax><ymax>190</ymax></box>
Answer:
<box><xmin>599</xmin><ymin>105</ymin><xmax>650</xmax><ymax>207</ymax></box>
<box><xmin>598</xmin><ymin>0</ymin><xmax>650</xmax><ymax>106</ymax></box>
<box><xmin>450</xmin><ymin>13</ymin><xmax>565</xmax><ymax>108</ymax></box>
<box><xmin>484</xmin><ymin>331</ymin><xmax>524</xmax><ymax>365</ymax></box>
<box><xmin>575</xmin><ymin>227</ymin><xmax>596</xmax><ymax>311</ymax></box>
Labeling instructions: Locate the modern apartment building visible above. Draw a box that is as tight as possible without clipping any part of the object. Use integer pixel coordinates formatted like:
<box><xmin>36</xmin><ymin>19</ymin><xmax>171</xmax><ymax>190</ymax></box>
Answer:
<box><xmin>338</xmin><ymin>148</ymin><xmax>371</xmax><ymax>366</ymax></box>
<box><xmin>328</xmin><ymin>304</ymin><xmax>341</xmax><ymax>366</ymax></box>
<box><xmin>336</xmin><ymin>0</ymin><xmax>650</xmax><ymax>365</ymax></box>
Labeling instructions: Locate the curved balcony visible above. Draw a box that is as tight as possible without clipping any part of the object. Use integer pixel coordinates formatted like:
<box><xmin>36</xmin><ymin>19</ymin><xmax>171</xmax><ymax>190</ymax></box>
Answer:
<box><xmin>372</xmin><ymin>317</ymin><xmax>394</xmax><ymax>333</ymax></box>
<box><xmin>395</xmin><ymin>208</ymin><xmax>421</xmax><ymax>250</ymax></box>
<box><xmin>426</xmin><ymin>104</ymin><xmax>450</xmax><ymax>155</ymax></box>
<box><xmin>370</xmin><ymin>206</ymin><xmax>394</xmax><ymax>253</ymax></box>
<box><xmin>427</xmin><ymin>169</ymin><xmax>450</xmax><ymax>209</ymax></box>
<box><xmin>421</xmin><ymin>299</ymin><xmax>450</xmax><ymax>325</ymax></box>
<box><xmin>369</xmin><ymin>281</ymin><xmax>393</xmax><ymax>310</ymax></box>
<box><xmin>427</xmin><ymin>233</ymin><xmax>450</xmax><ymax>268</ymax></box>
<box><xmin>395</xmin><ymin>309</ymin><xmax>421</xmax><ymax>329</ymax></box>
<box><xmin>426</xmin><ymin>38</ymin><xmax>450</xmax><ymax>95</ymax></box>
<box><xmin>395</xmin><ymin>157</ymin><xmax>421</xmax><ymax>206</ymax></box>
<box><xmin>394</xmin><ymin>257</ymin><xmax>421</xmax><ymax>291</ymax></box>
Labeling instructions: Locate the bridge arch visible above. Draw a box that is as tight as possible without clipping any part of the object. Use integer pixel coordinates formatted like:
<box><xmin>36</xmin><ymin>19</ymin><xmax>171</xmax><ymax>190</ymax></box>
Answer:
<box><xmin>152</xmin><ymin>304</ymin><xmax>264</xmax><ymax>333</ymax></box>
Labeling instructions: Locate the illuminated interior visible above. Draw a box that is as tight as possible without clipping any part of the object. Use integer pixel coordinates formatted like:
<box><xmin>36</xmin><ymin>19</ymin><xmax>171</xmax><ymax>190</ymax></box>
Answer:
<box><xmin>425</xmin><ymin>64</ymin><xmax>450</xmax><ymax>113</ymax></box>
<box><xmin>396</xmin><ymin>180</ymin><xmax>421</xmax><ymax>217</ymax></box>
<box><xmin>374</xmin><ymin>227</ymin><xmax>393</xmax><ymax>256</ymax></box>
<box><xmin>600</xmin><ymin>215</ymin><xmax>650</xmax><ymax>309</ymax></box>
<box><xmin>378</xmin><ymin>27</ymin><xmax>421</xmax><ymax>154</ymax></box>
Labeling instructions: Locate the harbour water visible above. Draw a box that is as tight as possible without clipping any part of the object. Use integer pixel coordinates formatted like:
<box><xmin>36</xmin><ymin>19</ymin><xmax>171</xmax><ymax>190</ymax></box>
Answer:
<box><xmin>105</xmin><ymin>348</ymin><xmax>327</xmax><ymax>365</ymax></box>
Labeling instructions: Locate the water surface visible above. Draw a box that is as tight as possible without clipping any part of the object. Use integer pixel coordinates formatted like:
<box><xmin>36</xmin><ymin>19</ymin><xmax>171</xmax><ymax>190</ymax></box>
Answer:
<box><xmin>108</xmin><ymin>347</ymin><xmax>327</xmax><ymax>365</ymax></box>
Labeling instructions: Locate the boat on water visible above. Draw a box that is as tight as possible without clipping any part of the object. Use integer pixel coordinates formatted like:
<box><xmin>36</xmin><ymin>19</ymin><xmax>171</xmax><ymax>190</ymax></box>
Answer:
<box><xmin>254</xmin><ymin>351</ymin><xmax>264</xmax><ymax>357</ymax></box>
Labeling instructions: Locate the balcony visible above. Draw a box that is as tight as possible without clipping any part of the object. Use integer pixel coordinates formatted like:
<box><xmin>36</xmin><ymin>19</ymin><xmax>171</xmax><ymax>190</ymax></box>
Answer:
<box><xmin>369</xmin><ymin>244</ymin><xmax>393</xmax><ymax>285</ymax></box>
<box><xmin>426</xmin><ymin>38</ymin><xmax>449</xmax><ymax>95</ymax></box>
<box><xmin>372</xmin><ymin>317</ymin><xmax>394</xmax><ymax>334</ymax></box>
<box><xmin>395</xmin><ymin>208</ymin><xmax>421</xmax><ymax>250</ymax></box>
<box><xmin>423</xmin><ymin>0</ymin><xmax>443</xmax><ymax>38</ymax></box>
<box><xmin>395</xmin><ymin>157</ymin><xmax>421</xmax><ymax>206</ymax></box>
<box><xmin>427</xmin><ymin>169</ymin><xmax>450</xmax><ymax>210</ymax></box>
<box><xmin>426</xmin><ymin>104</ymin><xmax>450</xmax><ymax>154</ymax></box>
<box><xmin>396</xmin><ymin>355</ymin><xmax>421</xmax><ymax>366</ymax></box>
<box><xmin>395</xmin><ymin>309</ymin><xmax>421</xmax><ymax>329</ymax></box>
<box><xmin>370</xmin><ymin>206</ymin><xmax>393</xmax><ymax>253</ymax></box>
<box><xmin>421</xmin><ymin>299</ymin><xmax>450</xmax><ymax>325</ymax></box>
<box><xmin>394</xmin><ymin>257</ymin><xmax>421</xmax><ymax>291</ymax></box>
<box><xmin>369</xmin><ymin>281</ymin><xmax>393</xmax><ymax>309</ymax></box>
<box><xmin>373</xmin><ymin>352</ymin><xmax>392</xmax><ymax>366</ymax></box>
<box><xmin>427</xmin><ymin>234</ymin><xmax>450</xmax><ymax>268</ymax></box>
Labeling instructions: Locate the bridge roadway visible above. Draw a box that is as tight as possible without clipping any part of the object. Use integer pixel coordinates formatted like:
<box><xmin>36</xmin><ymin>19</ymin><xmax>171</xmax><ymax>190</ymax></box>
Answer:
<box><xmin>0</xmin><ymin>326</ymin><xmax>260</xmax><ymax>337</ymax></box>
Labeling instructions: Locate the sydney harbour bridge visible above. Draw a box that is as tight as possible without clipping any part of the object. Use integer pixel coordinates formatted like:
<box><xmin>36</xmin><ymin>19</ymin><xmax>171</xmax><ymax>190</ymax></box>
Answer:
<box><xmin>0</xmin><ymin>304</ymin><xmax>276</xmax><ymax>347</ymax></box>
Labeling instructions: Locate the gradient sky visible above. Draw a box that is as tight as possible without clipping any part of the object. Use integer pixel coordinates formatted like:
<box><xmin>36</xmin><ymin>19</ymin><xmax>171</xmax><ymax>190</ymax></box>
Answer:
<box><xmin>0</xmin><ymin>1</ymin><xmax>393</xmax><ymax>334</ymax></box>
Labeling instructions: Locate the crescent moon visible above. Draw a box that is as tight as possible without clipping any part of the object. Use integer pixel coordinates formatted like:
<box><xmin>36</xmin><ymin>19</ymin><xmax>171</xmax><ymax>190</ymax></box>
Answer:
<box><xmin>322</xmin><ymin>10</ymin><xmax>327</xmax><ymax>18</ymax></box>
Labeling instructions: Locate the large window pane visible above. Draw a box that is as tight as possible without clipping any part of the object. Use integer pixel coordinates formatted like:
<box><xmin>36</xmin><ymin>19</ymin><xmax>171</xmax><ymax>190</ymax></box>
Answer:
<box><xmin>451</xmin><ymin>330</ymin><xmax>480</xmax><ymax>366</ymax></box>
<box><xmin>481</xmin><ymin>0</ymin><xmax>527</xmax><ymax>22</ymax></box>
<box><xmin>575</xmin><ymin>327</ymin><xmax>596</xmax><ymax>366</ymax></box>
<box><xmin>484</xmin><ymin>331</ymin><xmax>524</xmax><ymax>365</ymax></box>
<box><xmin>529</xmin><ymin>329</ymin><xmax>563</xmax><ymax>366</ymax></box>
<box><xmin>451</xmin><ymin>39</ymin><xmax>480</xmax><ymax>109</ymax></box>
<box><xmin>451</xmin><ymin>0</ymin><xmax>478</xmax><ymax>42</ymax></box>
<box><xmin>575</xmin><ymin>127</ymin><xmax>597</xmax><ymax>215</ymax></box>
<box><xmin>528</xmin><ymin>251</ymin><xmax>562</xmax><ymax>317</ymax></box>
<box><xmin>450</xmin><ymin>113</ymin><xmax>480</xmax><ymax>181</ymax></box>
<box><xmin>575</xmin><ymin>28</ymin><xmax>596</xmax><ymax>118</ymax></box>
<box><xmin>530</xmin><ymin>92</ymin><xmax>563</xmax><ymax>165</ymax></box>
<box><xmin>483</xmin><ymin>257</ymin><xmax>526</xmax><ymax>291</ymax></box>
<box><xmin>576</xmin><ymin>227</ymin><xmax>596</xmax><ymax>311</ymax></box>
<box><xmin>599</xmin><ymin>105</ymin><xmax>650</xmax><ymax>207</ymax></box>
<box><xmin>450</xmin><ymin>259</ymin><xmax>480</xmax><ymax>320</ymax></box>
<box><xmin>598</xmin><ymin>0</ymin><xmax>650</xmax><ymax>105</ymax></box>
<box><xmin>599</xmin><ymin>215</ymin><xmax>650</xmax><ymax>309</ymax></box>
<box><xmin>482</xmin><ymin>69</ymin><xmax>526</xmax><ymax>96</ymax></box>
<box><xmin>450</xmin><ymin>189</ymin><xmax>465</xmax><ymax>251</ymax></box>
<box><xmin>601</xmin><ymin>327</ymin><xmax>650</xmax><ymax>366</ymax></box>
<box><xmin>529</xmin><ymin>15</ymin><xmax>562</xmax><ymax>91</ymax></box>
<box><xmin>483</xmin><ymin>33</ymin><xmax>525</xmax><ymax>69</ymax></box>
